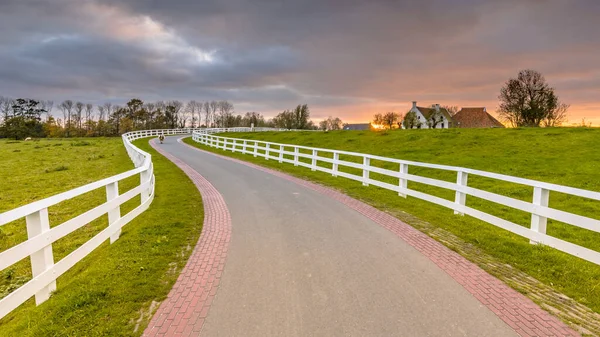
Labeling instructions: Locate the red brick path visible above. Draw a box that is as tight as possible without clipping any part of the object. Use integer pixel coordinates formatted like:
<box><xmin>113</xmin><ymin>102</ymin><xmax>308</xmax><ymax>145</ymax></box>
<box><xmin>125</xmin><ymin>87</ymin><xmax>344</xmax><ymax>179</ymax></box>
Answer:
<box><xmin>143</xmin><ymin>139</ymin><xmax>232</xmax><ymax>336</ymax></box>
<box><xmin>180</xmin><ymin>138</ymin><xmax>580</xmax><ymax>337</ymax></box>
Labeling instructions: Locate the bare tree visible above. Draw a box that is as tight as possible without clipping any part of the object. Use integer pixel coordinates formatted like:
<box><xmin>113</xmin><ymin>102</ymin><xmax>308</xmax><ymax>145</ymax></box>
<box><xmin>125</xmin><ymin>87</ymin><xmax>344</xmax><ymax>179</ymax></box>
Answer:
<box><xmin>0</xmin><ymin>96</ymin><xmax>14</xmax><ymax>125</ymax></box>
<box><xmin>209</xmin><ymin>101</ymin><xmax>219</xmax><ymax>127</ymax></box>
<box><xmin>60</xmin><ymin>100</ymin><xmax>74</xmax><ymax>136</ymax></box>
<box><xmin>38</xmin><ymin>100</ymin><xmax>54</xmax><ymax>121</ymax></box>
<box><xmin>321</xmin><ymin>116</ymin><xmax>343</xmax><ymax>130</ymax></box>
<box><xmin>186</xmin><ymin>100</ymin><xmax>202</xmax><ymax>128</ymax></box>
<box><xmin>542</xmin><ymin>103</ymin><xmax>569</xmax><ymax>127</ymax></box>
<box><xmin>102</xmin><ymin>102</ymin><xmax>113</xmax><ymax>122</ymax></box>
<box><xmin>74</xmin><ymin>102</ymin><xmax>84</xmax><ymax>132</ymax></box>
<box><xmin>217</xmin><ymin>101</ymin><xmax>234</xmax><ymax>127</ymax></box>
<box><xmin>85</xmin><ymin>103</ymin><xmax>94</xmax><ymax>131</ymax></box>
<box><xmin>441</xmin><ymin>105</ymin><xmax>459</xmax><ymax>116</ymax></box>
<box><xmin>97</xmin><ymin>105</ymin><xmax>106</xmax><ymax>122</ymax></box>
<box><xmin>203</xmin><ymin>102</ymin><xmax>211</xmax><ymax>127</ymax></box>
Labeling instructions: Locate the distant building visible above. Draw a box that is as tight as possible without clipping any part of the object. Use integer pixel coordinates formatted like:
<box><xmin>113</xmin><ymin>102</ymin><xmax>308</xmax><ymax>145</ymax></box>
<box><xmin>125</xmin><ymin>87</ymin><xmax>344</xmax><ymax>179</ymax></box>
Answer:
<box><xmin>343</xmin><ymin>123</ymin><xmax>372</xmax><ymax>131</ymax></box>
<box><xmin>407</xmin><ymin>102</ymin><xmax>453</xmax><ymax>129</ymax></box>
<box><xmin>453</xmin><ymin>107</ymin><xmax>505</xmax><ymax>128</ymax></box>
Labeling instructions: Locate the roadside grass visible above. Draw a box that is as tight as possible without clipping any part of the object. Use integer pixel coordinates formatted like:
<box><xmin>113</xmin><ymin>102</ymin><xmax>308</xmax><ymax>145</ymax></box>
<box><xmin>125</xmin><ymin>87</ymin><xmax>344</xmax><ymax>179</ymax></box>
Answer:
<box><xmin>0</xmin><ymin>138</ymin><xmax>203</xmax><ymax>336</ymax></box>
<box><xmin>183</xmin><ymin>127</ymin><xmax>600</xmax><ymax>313</ymax></box>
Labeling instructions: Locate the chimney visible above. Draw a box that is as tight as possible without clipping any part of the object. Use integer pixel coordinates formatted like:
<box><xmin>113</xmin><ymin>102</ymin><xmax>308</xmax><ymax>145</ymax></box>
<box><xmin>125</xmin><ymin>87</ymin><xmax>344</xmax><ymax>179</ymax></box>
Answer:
<box><xmin>412</xmin><ymin>101</ymin><xmax>417</xmax><ymax>109</ymax></box>
<box><xmin>483</xmin><ymin>107</ymin><xmax>487</xmax><ymax>112</ymax></box>
<box><xmin>435</xmin><ymin>104</ymin><xmax>440</xmax><ymax>111</ymax></box>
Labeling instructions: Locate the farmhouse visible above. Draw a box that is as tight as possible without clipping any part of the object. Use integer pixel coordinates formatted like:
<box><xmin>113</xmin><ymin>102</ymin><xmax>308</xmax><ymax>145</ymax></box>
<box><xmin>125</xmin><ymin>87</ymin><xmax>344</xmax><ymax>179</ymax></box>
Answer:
<box><xmin>408</xmin><ymin>101</ymin><xmax>453</xmax><ymax>129</ymax></box>
<box><xmin>453</xmin><ymin>107</ymin><xmax>505</xmax><ymax>128</ymax></box>
<box><xmin>405</xmin><ymin>102</ymin><xmax>505</xmax><ymax>129</ymax></box>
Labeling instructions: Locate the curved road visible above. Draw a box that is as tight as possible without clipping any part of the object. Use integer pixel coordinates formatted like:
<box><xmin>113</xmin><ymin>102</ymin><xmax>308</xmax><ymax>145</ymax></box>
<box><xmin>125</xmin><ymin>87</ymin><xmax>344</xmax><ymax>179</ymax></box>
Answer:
<box><xmin>158</xmin><ymin>136</ymin><xmax>518</xmax><ymax>336</ymax></box>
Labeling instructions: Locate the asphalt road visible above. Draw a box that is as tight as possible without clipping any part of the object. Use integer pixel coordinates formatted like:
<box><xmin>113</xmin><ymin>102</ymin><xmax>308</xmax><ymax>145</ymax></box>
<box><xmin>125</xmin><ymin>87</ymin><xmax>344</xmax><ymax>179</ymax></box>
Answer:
<box><xmin>160</xmin><ymin>136</ymin><xmax>518</xmax><ymax>337</ymax></box>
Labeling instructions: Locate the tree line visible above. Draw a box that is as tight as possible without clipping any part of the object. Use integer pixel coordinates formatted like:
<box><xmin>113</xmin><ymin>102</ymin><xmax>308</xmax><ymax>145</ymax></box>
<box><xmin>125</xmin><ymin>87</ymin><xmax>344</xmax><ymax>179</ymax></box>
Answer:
<box><xmin>0</xmin><ymin>97</ymin><xmax>331</xmax><ymax>139</ymax></box>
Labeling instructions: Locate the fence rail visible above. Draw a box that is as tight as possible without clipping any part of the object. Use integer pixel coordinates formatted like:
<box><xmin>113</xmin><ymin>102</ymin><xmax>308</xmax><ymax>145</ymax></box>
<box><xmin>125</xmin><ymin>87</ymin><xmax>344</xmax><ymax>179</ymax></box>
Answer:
<box><xmin>192</xmin><ymin>131</ymin><xmax>600</xmax><ymax>266</ymax></box>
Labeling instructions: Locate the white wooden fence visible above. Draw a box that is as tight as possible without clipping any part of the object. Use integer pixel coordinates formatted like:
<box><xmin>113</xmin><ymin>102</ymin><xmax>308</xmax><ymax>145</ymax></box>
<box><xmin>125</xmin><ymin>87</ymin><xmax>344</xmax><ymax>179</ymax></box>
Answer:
<box><xmin>192</xmin><ymin>132</ymin><xmax>600</xmax><ymax>266</ymax></box>
<box><xmin>0</xmin><ymin>127</ymin><xmax>301</xmax><ymax>319</ymax></box>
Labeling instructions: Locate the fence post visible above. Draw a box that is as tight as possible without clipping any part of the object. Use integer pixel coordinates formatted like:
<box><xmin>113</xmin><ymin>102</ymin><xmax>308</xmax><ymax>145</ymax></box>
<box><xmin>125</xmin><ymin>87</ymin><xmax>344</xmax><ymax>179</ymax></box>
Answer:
<box><xmin>265</xmin><ymin>143</ymin><xmax>270</xmax><ymax>160</ymax></box>
<box><xmin>454</xmin><ymin>171</ymin><xmax>468</xmax><ymax>215</ymax></box>
<box><xmin>279</xmin><ymin>145</ymin><xmax>284</xmax><ymax>163</ymax></box>
<box><xmin>363</xmin><ymin>157</ymin><xmax>370</xmax><ymax>186</ymax></box>
<box><xmin>26</xmin><ymin>208</ymin><xmax>56</xmax><ymax>304</ymax></box>
<box><xmin>311</xmin><ymin>150</ymin><xmax>318</xmax><ymax>171</ymax></box>
<box><xmin>140</xmin><ymin>166</ymin><xmax>150</xmax><ymax>204</ymax></box>
<box><xmin>106</xmin><ymin>182</ymin><xmax>122</xmax><ymax>243</ymax></box>
<box><xmin>398</xmin><ymin>163</ymin><xmax>408</xmax><ymax>197</ymax></box>
<box><xmin>254</xmin><ymin>141</ymin><xmax>258</xmax><ymax>157</ymax></box>
<box><xmin>294</xmin><ymin>147</ymin><xmax>299</xmax><ymax>166</ymax></box>
<box><xmin>530</xmin><ymin>186</ymin><xmax>550</xmax><ymax>244</ymax></box>
<box><xmin>332</xmin><ymin>152</ymin><xmax>339</xmax><ymax>177</ymax></box>
<box><xmin>232</xmin><ymin>139</ymin><xmax>236</xmax><ymax>153</ymax></box>
<box><xmin>243</xmin><ymin>140</ymin><xmax>247</xmax><ymax>153</ymax></box>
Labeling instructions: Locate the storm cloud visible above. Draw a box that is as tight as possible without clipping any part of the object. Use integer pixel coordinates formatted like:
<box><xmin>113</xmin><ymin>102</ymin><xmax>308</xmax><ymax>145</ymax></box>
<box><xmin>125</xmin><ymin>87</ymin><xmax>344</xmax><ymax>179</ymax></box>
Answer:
<box><xmin>1</xmin><ymin>0</ymin><xmax>599</xmax><ymax>122</ymax></box>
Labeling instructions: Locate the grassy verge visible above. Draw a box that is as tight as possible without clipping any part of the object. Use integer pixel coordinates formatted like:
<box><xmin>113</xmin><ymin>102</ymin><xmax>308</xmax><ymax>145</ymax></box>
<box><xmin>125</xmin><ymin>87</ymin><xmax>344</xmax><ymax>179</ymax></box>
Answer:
<box><xmin>0</xmin><ymin>138</ymin><xmax>203</xmax><ymax>336</ymax></box>
<box><xmin>183</xmin><ymin>127</ymin><xmax>600</xmax><ymax>314</ymax></box>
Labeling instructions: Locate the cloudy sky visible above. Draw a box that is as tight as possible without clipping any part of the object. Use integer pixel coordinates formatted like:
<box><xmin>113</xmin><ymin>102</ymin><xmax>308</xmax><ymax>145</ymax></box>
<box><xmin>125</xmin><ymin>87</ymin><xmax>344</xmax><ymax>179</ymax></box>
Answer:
<box><xmin>1</xmin><ymin>0</ymin><xmax>599</xmax><ymax>124</ymax></box>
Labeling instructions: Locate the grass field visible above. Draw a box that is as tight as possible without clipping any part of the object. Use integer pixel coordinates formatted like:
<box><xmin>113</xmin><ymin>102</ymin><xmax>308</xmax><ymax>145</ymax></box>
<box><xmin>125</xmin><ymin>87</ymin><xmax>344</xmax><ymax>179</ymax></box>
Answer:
<box><xmin>0</xmin><ymin>138</ymin><xmax>203</xmax><ymax>336</ymax></box>
<box><xmin>183</xmin><ymin>127</ymin><xmax>600</xmax><ymax>313</ymax></box>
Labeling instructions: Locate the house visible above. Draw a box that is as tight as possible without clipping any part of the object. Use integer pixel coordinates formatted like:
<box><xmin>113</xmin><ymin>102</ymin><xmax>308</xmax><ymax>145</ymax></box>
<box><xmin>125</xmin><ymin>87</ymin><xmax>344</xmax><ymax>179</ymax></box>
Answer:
<box><xmin>453</xmin><ymin>107</ymin><xmax>504</xmax><ymax>128</ymax></box>
<box><xmin>407</xmin><ymin>101</ymin><xmax>453</xmax><ymax>129</ymax></box>
<box><xmin>343</xmin><ymin>123</ymin><xmax>372</xmax><ymax>131</ymax></box>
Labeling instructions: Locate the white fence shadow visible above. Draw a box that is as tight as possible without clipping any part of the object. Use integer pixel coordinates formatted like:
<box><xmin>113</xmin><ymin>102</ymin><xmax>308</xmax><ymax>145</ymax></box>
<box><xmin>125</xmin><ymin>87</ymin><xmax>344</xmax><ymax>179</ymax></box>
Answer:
<box><xmin>192</xmin><ymin>131</ymin><xmax>600</xmax><ymax>267</ymax></box>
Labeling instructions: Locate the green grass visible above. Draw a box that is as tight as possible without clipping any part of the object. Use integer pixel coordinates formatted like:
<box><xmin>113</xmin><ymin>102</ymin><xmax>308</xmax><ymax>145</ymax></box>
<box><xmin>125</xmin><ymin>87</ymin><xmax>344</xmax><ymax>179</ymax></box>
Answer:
<box><xmin>0</xmin><ymin>138</ymin><xmax>203</xmax><ymax>336</ymax></box>
<box><xmin>184</xmin><ymin>127</ymin><xmax>600</xmax><ymax>312</ymax></box>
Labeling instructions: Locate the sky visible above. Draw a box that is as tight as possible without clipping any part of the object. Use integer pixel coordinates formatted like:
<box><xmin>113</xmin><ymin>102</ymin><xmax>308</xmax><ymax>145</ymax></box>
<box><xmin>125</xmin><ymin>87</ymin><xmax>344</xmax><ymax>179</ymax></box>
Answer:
<box><xmin>1</xmin><ymin>0</ymin><xmax>599</xmax><ymax>124</ymax></box>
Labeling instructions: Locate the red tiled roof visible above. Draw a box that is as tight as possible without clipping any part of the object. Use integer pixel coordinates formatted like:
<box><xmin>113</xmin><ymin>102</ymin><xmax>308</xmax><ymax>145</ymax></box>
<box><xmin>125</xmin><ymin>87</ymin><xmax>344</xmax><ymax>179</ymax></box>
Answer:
<box><xmin>453</xmin><ymin>108</ymin><xmax>505</xmax><ymax>128</ymax></box>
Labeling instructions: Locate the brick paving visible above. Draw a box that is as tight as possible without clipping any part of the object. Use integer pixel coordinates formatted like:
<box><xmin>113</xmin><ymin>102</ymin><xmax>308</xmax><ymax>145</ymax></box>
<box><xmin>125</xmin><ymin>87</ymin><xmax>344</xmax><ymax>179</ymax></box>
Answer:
<box><xmin>180</xmin><ymin>138</ymin><xmax>580</xmax><ymax>337</ymax></box>
<box><xmin>143</xmin><ymin>139</ymin><xmax>232</xmax><ymax>337</ymax></box>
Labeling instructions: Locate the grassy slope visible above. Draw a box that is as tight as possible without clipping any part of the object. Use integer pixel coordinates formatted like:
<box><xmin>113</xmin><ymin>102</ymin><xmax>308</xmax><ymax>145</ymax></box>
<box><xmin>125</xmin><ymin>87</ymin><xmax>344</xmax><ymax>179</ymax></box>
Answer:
<box><xmin>184</xmin><ymin>127</ymin><xmax>600</xmax><ymax>312</ymax></box>
<box><xmin>0</xmin><ymin>138</ymin><xmax>203</xmax><ymax>336</ymax></box>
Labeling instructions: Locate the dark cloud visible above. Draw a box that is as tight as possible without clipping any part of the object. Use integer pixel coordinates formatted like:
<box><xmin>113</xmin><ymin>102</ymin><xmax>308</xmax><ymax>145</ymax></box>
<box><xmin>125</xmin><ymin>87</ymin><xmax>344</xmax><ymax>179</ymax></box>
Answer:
<box><xmin>0</xmin><ymin>0</ymin><xmax>599</xmax><ymax>122</ymax></box>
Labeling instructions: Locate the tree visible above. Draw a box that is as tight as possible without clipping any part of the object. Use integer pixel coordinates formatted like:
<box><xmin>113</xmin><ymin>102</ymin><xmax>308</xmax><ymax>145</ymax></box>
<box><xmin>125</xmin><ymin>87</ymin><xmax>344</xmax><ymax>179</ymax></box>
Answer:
<box><xmin>320</xmin><ymin>116</ymin><xmax>343</xmax><ymax>130</ymax></box>
<box><xmin>216</xmin><ymin>101</ymin><xmax>234</xmax><ymax>127</ymax></box>
<box><xmin>109</xmin><ymin>106</ymin><xmax>123</xmax><ymax>135</ymax></box>
<box><xmin>381</xmin><ymin>112</ymin><xmax>399</xmax><ymax>129</ymax></box>
<box><xmin>542</xmin><ymin>103</ymin><xmax>569</xmax><ymax>127</ymax></box>
<box><xmin>203</xmin><ymin>102</ymin><xmax>212</xmax><ymax>127</ymax></box>
<box><xmin>498</xmin><ymin>69</ymin><xmax>568</xmax><ymax>127</ymax></box>
<box><xmin>242</xmin><ymin>112</ymin><xmax>265</xmax><ymax>127</ymax></box>
<box><xmin>209</xmin><ymin>101</ymin><xmax>218</xmax><ymax>127</ymax></box>
<box><xmin>372</xmin><ymin>113</ymin><xmax>384</xmax><ymax>128</ymax></box>
<box><xmin>4</xmin><ymin>98</ymin><xmax>46</xmax><ymax>139</ymax></box>
<box><xmin>74</xmin><ymin>102</ymin><xmax>84</xmax><ymax>133</ymax></box>
<box><xmin>59</xmin><ymin>100</ymin><xmax>74</xmax><ymax>137</ymax></box>
<box><xmin>442</xmin><ymin>105</ymin><xmax>459</xmax><ymax>116</ymax></box>
<box><xmin>186</xmin><ymin>100</ymin><xmax>202</xmax><ymax>128</ymax></box>
<box><xmin>85</xmin><ymin>103</ymin><xmax>94</xmax><ymax>132</ymax></box>
<box><xmin>40</xmin><ymin>100</ymin><xmax>54</xmax><ymax>121</ymax></box>
<box><xmin>292</xmin><ymin>104</ymin><xmax>310</xmax><ymax>129</ymax></box>
<box><xmin>403</xmin><ymin>111</ymin><xmax>421</xmax><ymax>129</ymax></box>
<box><xmin>428</xmin><ymin>110</ymin><xmax>444</xmax><ymax>129</ymax></box>
<box><xmin>273</xmin><ymin>110</ymin><xmax>295</xmax><ymax>129</ymax></box>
